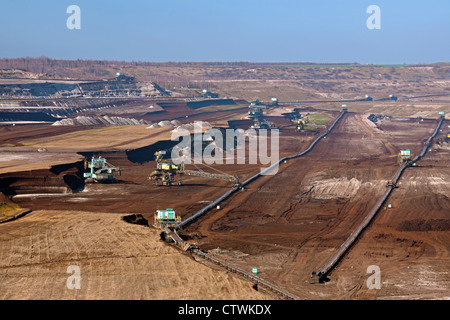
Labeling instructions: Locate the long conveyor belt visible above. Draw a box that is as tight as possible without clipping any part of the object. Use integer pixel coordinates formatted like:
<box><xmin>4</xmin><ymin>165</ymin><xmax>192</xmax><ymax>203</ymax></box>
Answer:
<box><xmin>312</xmin><ymin>115</ymin><xmax>445</xmax><ymax>282</ymax></box>
<box><xmin>176</xmin><ymin>109</ymin><xmax>347</xmax><ymax>229</ymax></box>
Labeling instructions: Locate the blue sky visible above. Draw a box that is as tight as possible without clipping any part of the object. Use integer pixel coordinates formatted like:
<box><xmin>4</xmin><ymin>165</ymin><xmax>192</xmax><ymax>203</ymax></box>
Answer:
<box><xmin>0</xmin><ymin>0</ymin><xmax>449</xmax><ymax>63</ymax></box>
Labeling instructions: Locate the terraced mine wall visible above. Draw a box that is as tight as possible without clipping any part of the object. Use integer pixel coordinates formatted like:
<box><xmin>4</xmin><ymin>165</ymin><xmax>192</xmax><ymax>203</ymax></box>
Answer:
<box><xmin>0</xmin><ymin>82</ymin><xmax>80</xmax><ymax>98</ymax></box>
<box><xmin>0</xmin><ymin>99</ymin><xmax>132</xmax><ymax>120</ymax></box>
<box><xmin>186</xmin><ymin>99</ymin><xmax>235</xmax><ymax>109</ymax></box>
<box><xmin>0</xmin><ymin>111</ymin><xmax>58</xmax><ymax>122</ymax></box>
<box><xmin>0</xmin><ymin>78</ymin><xmax>168</xmax><ymax>99</ymax></box>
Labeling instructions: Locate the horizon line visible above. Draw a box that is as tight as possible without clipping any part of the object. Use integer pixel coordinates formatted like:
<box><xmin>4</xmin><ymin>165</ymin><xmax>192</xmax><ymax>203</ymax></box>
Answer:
<box><xmin>0</xmin><ymin>57</ymin><xmax>449</xmax><ymax>66</ymax></box>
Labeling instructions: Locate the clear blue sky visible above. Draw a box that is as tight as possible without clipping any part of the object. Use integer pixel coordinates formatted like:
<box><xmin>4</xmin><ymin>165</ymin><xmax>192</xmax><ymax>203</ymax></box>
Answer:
<box><xmin>0</xmin><ymin>0</ymin><xmax>449</xmax><ymax>63</ymax></box>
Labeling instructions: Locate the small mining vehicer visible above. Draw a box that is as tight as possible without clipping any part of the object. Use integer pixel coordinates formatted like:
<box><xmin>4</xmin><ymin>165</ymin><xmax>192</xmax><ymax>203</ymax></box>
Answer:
<box><xmin>398</xmin><ymin>149</ymin><xmax>413</xmax><ymax>166</ymax></box>
<box><xmin>153</xmin><ymin>208</ymin><xmax>181</xmax><ymax>230</ymax></box>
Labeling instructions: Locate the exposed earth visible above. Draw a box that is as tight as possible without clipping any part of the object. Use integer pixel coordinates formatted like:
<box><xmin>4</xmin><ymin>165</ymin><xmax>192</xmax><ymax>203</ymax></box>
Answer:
<box><xmin>0</xmin><ymin>61</ymin><xmax>449</xmax><ymax>300</ymax></box>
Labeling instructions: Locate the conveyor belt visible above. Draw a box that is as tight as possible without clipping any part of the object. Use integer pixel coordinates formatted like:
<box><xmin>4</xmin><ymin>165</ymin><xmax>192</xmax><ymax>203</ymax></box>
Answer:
<box><xmin>175</xmin><ymin>109</ymin><xmax>347</xmax><ymax>229</ymax></box>
<box><xmin>312</xmin><ymin>115</ymin><xmax>445</xmax><ymax>282</ymax></box>
<box><xmin>191</xmin><ymin>249</ymin><xmax>300</xmax><ymax>300</ymax></box>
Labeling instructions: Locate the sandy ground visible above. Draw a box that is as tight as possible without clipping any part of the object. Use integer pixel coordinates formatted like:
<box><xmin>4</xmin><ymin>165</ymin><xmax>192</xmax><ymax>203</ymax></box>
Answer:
<box><xmin>18</xmin><ymin>125</ymin><xmax>174</xmax><ymax>151</ymax></box>
<box><xmin>0</xmin><ymin>210</ymin><xmax>271</xmax><ymax>300</ymax></box>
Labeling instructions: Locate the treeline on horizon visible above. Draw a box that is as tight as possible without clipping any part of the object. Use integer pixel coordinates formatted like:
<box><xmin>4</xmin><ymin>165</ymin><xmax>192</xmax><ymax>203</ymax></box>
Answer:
<box><xmin>0</xmin><ymin>56</ymin><xmax>448</xmax><ymax>82</ymax></box>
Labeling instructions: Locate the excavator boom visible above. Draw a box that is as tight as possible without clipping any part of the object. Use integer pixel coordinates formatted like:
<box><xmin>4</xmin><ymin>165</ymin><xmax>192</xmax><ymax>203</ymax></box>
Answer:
<box><xmin>182</xmin><ymin>169</ymin><xmax>241</xmax><ymax>188</ymax></box>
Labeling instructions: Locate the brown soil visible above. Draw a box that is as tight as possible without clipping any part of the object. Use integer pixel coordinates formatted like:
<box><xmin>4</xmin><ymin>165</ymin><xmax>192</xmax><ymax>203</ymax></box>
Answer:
<box><xmin>1</xmin><ymin>107</ymin><xmax>448</xmax><ymax>300</ymax></box>
<box><xmin>180</xmin><ymin>114</ymin><xmax>450</xmax><ymax>300</ymax></box>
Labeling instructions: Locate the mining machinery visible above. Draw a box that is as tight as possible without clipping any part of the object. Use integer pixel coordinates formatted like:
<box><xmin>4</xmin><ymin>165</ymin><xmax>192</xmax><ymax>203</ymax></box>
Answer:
<box><xmin>282</xmin><ymin>108</ymin><xmax>307</xmax><ymax>131</ymax></box>
<box><xmin>149</xmin><ymin>151</ymin><xmax>183</xmax><ymax>186</ymax></box>
<box><xmin>153</xmin><ymin>208</ymin><xmax>181</xmax><ymax>230</ymax></box>
<box><xmin>84</xmin><ymin>156</ymin><xmax>122</xmax><ymax>183</ymax></box>
<box><xmin>248</xmin><ymin>98</ymin><xmax>274</xmax><ymax>129</ymax></box>
<box><xmin>296</xmin><ymin>119</ymin><xmax>307</xmax><ymax>131</ymax></box>
<box><xmin>149</xmin><ymin>150</ymin><xmax>241</xmax><ymax>188</ymax></box>
<box><xmin>182</xmin><ymin>168</ymin><xmax>242</xmax><ymax>189</ymax></box>
<box><xmin>385</xmin><ymin>180</ymin><xmax>399</xmax><ymax>188</ymax></box>
<box><xmin>398</xmin><ymin>149</ymin><xmax>413</xmax><ymax>166</ymax></box>
<box><xmin>201</xmin><ymin>89</ymin><xmax>219</xmax><ymax>98</ymax></box>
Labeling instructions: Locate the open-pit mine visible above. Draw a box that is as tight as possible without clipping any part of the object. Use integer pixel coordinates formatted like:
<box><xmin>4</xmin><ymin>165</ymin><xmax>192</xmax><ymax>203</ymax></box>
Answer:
<box><xmin>1</xmin><ymin>62</ymin><xmax>449</xmax><ymax>300</ymax></box>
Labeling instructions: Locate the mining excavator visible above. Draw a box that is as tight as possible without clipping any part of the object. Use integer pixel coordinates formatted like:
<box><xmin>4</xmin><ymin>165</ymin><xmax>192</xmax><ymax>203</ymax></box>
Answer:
<box><xmin>84</xmin><ymin>156</ymin><xmax>122</xmax><ymax>183</ymax></box>
<box><xmin>398</xmin><ymin>149</ymin><xmax>413</xmax><ymax>166</ymax></box>
<box><xmin>182</xmin><ymin>168</ymin><xmax>241</xmax><ymax>189</ymax></box>
<box><xmin>149</xmin><ymin>151</ymin><xmax>183</xmax><ymax>186</ymax></box>
<box><xmin>385</xmin><ymin>149</ymin><xmax>415</xmax><ymax>188</ymax></box>
<box><xmin>149</xmin><ymin>150</ymin><xmax>241</xmax><ymax>188</ymax></box>
<box><xmin>296</xmin><ymin>119</ymin><xmax>307</xmax><ymax>131</ymax></box>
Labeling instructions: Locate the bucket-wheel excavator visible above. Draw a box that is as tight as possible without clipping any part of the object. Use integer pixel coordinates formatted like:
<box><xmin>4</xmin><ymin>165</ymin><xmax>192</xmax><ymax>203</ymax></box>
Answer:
<box><xmin>149</xmin><ymin>151</ymin><xmax>183</xmax><ymax>186</ymax></box>
<box><xmin>149</xmin><ymin>150</ymin><xmax>241</xmax><ymax>188</ymax></box>
<box><xmin>84</xmin><ymin>156</ymin><xmax>122</xmax><ymax>183</ymax></box>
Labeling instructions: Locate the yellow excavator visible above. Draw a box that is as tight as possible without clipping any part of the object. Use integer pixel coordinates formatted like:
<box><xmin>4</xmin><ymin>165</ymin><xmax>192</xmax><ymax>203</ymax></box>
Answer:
<box><xmin>149</xmin><ymin>151</ymin><xmax>183</xmax><ymax>186</ymax></box>
<box><xmin>149</xmin><ymin>150</ymin><xmax>241</xmax><ymax>188</ymax></box>
<box><xmin>296</xmin><ymin>119</ymin><xmax>306</xmax><ymax>131</ymax></box>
